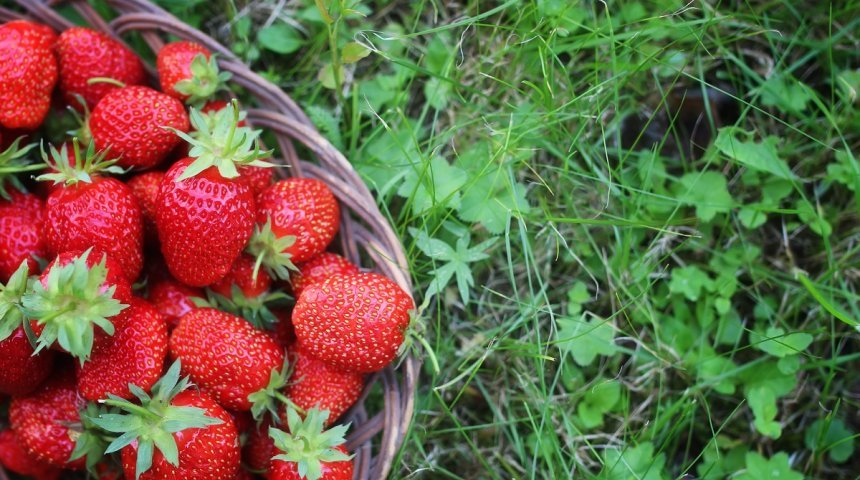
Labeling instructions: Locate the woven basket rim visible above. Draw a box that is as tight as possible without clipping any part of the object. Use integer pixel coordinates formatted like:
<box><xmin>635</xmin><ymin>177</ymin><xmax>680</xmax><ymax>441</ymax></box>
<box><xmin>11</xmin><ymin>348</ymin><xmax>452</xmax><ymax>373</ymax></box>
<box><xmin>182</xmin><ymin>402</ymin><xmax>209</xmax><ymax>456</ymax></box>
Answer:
<box><xmin>0</xmin><ymin>1</ymin><xmax>420</xmax><ymax>479</ymax></box>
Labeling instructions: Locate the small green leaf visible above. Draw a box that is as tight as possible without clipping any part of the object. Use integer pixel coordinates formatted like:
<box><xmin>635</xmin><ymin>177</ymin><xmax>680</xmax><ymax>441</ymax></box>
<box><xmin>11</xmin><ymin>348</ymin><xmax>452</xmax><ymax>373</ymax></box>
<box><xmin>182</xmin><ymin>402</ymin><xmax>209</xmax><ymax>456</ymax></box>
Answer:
<box><xmin>669</xmin><ymin>265</ymin><xmax>714</xmax><ymax>302</ymax></box>
<box><xmin>737</xmin><ymin>452</ymin><xmax>802</xmax><ymax>480</ymax></box>
<box><xmin>318</xmin><ymin>63</ymin><xmax>344</xmax><ymax>90</ymax></box>
<box><xmin>804</xmin><ymin>418</ymin><xmax>854</xmax><ymax>463</ymax></box>
<box><xmin>795</xmin><ymin>200</ymin><xmax>832</xmax><ymax>237</ymax></box>
<box><xmin>751</xmin><ymin>327</ymin><xmax>813</xmax><ymax>357</ymax></box>
<box><xmin>676</xmin><ymin>171</ymin><xmax>734</xmax><ymax>221</ymax></box>
<box><xmin>747</xmin><ymin>386</ymin><xmax>782</xmax><ymax>438</ymax></box>
<box><xmin>341</xmin><ymin>42</ymin><xmax>370</xmax><ymax>63</ymax></box>
<box><xmin>600</xmin><ymin>442</ymin><xmax>667</xmax><ymax>480</ymax></box>
<box><xmin>557</xmin><ymin>316</ymin><xmax>616</xmax><ymax>367</ymax></box>
<box><xmin>759</xmin><ymin>75</ymin><xmax>813</xmax><ymax>114</ymax></box>
<box><xmin>576</xmin><ymin>379</ymin><xmax>622</xmax><ymax>429</ymax></box>
<box><xmin>314</xmin><ymin>0</ymin><xmax>334</xmax><ymax>24</ymax></box>
<box><xmin>715</xmin><ymin>128</ymin><xmax>795</xmax><ymax>180</ymax></box>
<box><xmin>257</xmin><ymin>23</ymin><xmax>303</xmax><ymax>54</ymax></box>
<box><xmin>458</xmin><ymin>172</ymin><xmax>530</xmax><ymax>235</ymax></box>
<box><xmin>739</xmin><ymin>206</ymin><xmax>767</xmax><ymax>229</ymax></box>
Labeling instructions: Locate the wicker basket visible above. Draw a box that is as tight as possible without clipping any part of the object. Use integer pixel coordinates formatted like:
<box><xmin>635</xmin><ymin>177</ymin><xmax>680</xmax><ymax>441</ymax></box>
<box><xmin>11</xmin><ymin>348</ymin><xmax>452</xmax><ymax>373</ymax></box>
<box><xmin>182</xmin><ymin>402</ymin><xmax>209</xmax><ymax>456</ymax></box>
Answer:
<box><xmin>0</xmin><ymin>1</ymin><xmax>418</xmax><ymax>478</ymax></box>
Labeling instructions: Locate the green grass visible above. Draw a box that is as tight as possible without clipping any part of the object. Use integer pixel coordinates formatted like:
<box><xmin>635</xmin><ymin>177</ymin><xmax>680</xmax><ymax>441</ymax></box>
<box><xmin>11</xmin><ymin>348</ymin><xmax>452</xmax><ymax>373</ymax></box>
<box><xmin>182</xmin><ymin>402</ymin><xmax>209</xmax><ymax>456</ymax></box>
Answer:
<box><xmin>158</xmin><ymin>0</ymin><xmax>858</xmax><ymax>478</ymax></box>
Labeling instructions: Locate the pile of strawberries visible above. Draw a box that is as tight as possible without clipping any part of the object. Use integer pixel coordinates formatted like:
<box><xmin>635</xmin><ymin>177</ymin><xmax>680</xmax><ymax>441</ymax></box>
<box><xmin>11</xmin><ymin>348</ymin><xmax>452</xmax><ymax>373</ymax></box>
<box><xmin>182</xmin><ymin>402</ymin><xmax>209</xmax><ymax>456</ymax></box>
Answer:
<box><xmin>0</xmin><ymin>19</ymin><xmax>414</xmax><ymax>480</ymax></box>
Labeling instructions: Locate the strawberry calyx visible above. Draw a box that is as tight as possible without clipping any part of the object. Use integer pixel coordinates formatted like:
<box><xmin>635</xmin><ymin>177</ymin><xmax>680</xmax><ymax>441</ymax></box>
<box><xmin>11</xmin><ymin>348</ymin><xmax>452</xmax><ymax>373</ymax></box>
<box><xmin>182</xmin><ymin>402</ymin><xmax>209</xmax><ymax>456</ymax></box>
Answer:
<box><xmin>20</xmin><ymin>249</ymin><xmax>128</xmax><ymax>362</ymax></box>
<box><xmin>174</xmin><ymin>53</ymin><xmax>232</xmax><ymax>105</ymax></box>
<box><xmin>0</xmin><ymin>261</ymin><xmax>30</xmax><ymax>342</ymax></box>
<box><xmin>196</xmin><ymin>285</ymin><xmax>291</xmax><ymax>331</ymax></box>
<box><xmin>88</xmin><ymin>361</ymin><xmax>225</xmax><ymax>479</ymax></box>
<box><xmin>247</xmin><ymin>217</ymin><xmax>298</xmax><ymax>281</ymax></box>
<box><xmin>36</xmin><ymin>139</ymin><xmax>125</xmax><ymax>187</ymax></box>
<box><xmin>269</xmin><ymin>407</ymin><xmax>352</xmax><ymax>480</ymax></box>
<box><xmin>168</xmin><ymin>100</ymin><xmax>273</xmax><ymax>181</ymax></box>
<box><xmin>247</xmin><ymin>361</ymin><xmax>292</xmax><ymax>422</ymax></box>
<box><xmin>68</xmin><ymin>403</ymin><xmax>111</xmax><ymax>472</ymax></box>
<box><xmin>0</xmin><ymin>137</ymin><xmax>40</xmax><ymax>199</ymax></box>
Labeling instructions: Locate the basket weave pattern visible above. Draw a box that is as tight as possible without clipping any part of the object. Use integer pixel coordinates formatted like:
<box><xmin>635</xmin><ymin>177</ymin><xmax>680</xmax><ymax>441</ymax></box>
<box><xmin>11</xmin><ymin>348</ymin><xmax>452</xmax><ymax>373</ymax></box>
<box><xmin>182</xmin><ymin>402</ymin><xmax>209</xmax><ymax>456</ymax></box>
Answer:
<box><xmin>0</xmin><ymin>1</ymin><xmax>418</xmax><ymax>478</ymax></box>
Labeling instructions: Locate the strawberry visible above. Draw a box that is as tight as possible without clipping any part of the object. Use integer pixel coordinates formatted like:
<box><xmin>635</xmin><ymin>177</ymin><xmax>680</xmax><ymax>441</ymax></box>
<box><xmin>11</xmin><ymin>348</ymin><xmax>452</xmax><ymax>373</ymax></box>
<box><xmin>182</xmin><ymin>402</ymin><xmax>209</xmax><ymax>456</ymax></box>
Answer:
<box><xmin>212</xmin><ymin>253</ymin><xmax>272</xmax><ymax>298</ymax></box>
<box><xmin>155</xmin><ymin>103</ymin><xmax>271</xmax><ymax>286</ymax></box>
<box><xmin>9</xmin><ymin>365</ymin><xmax>105</xmax><ymax>470</ymax></box>
<box><xmin>0</xmin><ymin>428</ymin><xmax>62</xmax><ymax>480</ymax></box>
<box><xmin>0</xmin><ymin>188</ymin><xmax>48</xmax><ymax>283</ymax></box>
<box><xmin>91</xmin><ymin>362</ymin><xmax>240</xmax><ymax>480</ymax></box>
<box><xmin>205</xmin><ymin>253</ymin><xmax>290</xmax><ymax>330</ymax></box>
<box><xmin>56</xmin><ymin>27</ymin><xmax>145</xmax><ymax>109</ymax></box>
<box><xmin>77</xmin><ymin>298</ymin><xmax>168</xmax><ymax>401</ymax></box>
<box><xmin>283</xmin><ymin>344</ymin><xmax>364</xmax><ymax>426</ymax></box>
<box><xmin>292</xmin><ymin>273</ymin><xmax>414</xmax><ymax>373</ymax></box>
<box><xmin>0</xmin><ymin>326</ymin><xmax>57</xmax><ymax>397</ymax></box>
<box><xmin>248</xmin><ymin>178</ymin><xmax>340</xmax><ymax>281</ymax></box>
<box><xmin>23</xmin><ymin>248</ymin><xmax>130</xmax><ymax>362</ymax></box>
<box><xmin>0</xmin><ymin>21</ymin><xmax>58</xmax><ymax>130</ymax></box>
<box><xmin>268</xmin><ymin>408</ymin><xmax>354</xmax><ymax>480</ymax></box>
<box><xmin>157</xmin><ymin>41</ymin><xmax>230</xmax><ymax>103</ymax></box>
<box><xmin>127</xmin><ymin>171</ymin><xmax>165</xmax><ymax>246</ymax></box>
<box><xmin>243</xmin><ymin>418</ymin><xmax>275</xmax><ymax>475</ymax></box>
<box><xmin>290</xmin><ymin>252</ymin><xmax>359</xmax><ymax>298</ymax></box>
<box><xmin>273</xmin><ymin>308</ymin><xmax>295</xmax><ymax>347</ymax></box>
<box><xmin>40</xmin><ymin>141</ymin><xmax>144</xmax><ymax>281</ymax></box>
<box><xmin>169</xmin><ymin>308</ymin><xmax>287</xmax><ymax>416</ymax></box>
<box><xmin>90</xmin><ymin>86</ymin><xmax>190</xmax><ymax>170</ymax></box>
<box><xmin>148</xmin><ymin>276</ymin><xmax>202</xmax><ymax>329</ymax></box>
<box><xmin>0</xmin><ymin>262</ymin><xmax>56</xmax><ymax>397</ymax></box>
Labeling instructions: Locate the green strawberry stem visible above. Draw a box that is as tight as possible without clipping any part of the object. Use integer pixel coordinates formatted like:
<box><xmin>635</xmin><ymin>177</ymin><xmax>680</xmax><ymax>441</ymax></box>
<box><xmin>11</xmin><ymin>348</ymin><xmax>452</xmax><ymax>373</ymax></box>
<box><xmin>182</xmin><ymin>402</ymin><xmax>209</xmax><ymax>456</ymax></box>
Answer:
<box><xmin>248</xmin><ymin>361</ymin><xmax>293</xmax><ymax>422</ymax></box>
<box><xmin>204</xmin><ymin>286</ymin><xmax>290</xmax><ymax>330</ymax></box>
<box><xmin>88</xmin><ymin>361</ymin><xmax>224</xmax><ymax>479</ymax></box>
<box><xmin>86</xmin><ymin>77</ymin><xmax>127</xmax><ymax>88</ymax></box>
<box><xmin>166</xmin><ymin>99</ymin><xmax>273</xmax><ymax>181</ymax></box>
<box><xmin>174</xmin><ymin>53</ymin><xmax>232</xmax><ymax>106</ymax></box>
<box><xmin>269</xmin><ymin>407</ymin><xmax>352</xmax><ymax>480</ymax></box>
<box><xmin>37</xmin><ymin>138</ymin><xmax>125</xmax><ymax>187</ymax></box>
<box><xmin>0</xmin><ymin>137</ymin><xmax>40</xmax><ymax>199</ymax></box>
<box><xmin>20</xmin><ymin>249</ymin><xmax>128</xmax><ymax>362</ymax></box>
<box><xmin>247</xmin><ymin>217</ymin><xmax>297</xmax><ymax>282</ymax></box>
<box><xmin>68</xmin><ymin>403</ymin><xmax>111</xmax><ymax>472</ymax></box>
<box><xmin>0</xmin><ymin>261</ymin><xmax>30</xmax><ymax>342</ymax></box>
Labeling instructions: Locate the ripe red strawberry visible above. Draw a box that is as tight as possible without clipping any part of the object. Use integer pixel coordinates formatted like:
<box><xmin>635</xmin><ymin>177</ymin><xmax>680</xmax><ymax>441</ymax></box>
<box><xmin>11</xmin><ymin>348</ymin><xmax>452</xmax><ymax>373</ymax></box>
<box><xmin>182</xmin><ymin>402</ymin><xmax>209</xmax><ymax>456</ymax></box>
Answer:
<box><xmin>9</xmin><ymin>366</ymin><xmax>104</xmax><ymax>470</ymax></box>
<box><xmin>90</xmin><ymin>86</ymin><xmax>190</xmax><ymax>170</ymax></box>
<box><xmin>170</xmin><ymin>308</ymin><xmax>286</xmax><ymax>415</ymax></box>
<box><xmin>211</xmin><ymin>253</ymin><xmax>272</xmax><ymax>298</ymax></box>
<box><xmin>0</xmin><ymin>429</ymin><xmax>62</xmax><ymax>480</ymax></box>
<box><xmin>293</xmin><ymin>273</ymin><xmax>414</xmax><ymax>373</ymax></box>
<box><xmin>0</xmin><ymin>21</ymin><xmax>58</xmax><ymax>130</ymax></box>
<box><xmin>156</xmin><ymin>103</ymin><xmax>271</xmax><ymax>286</ymax></box>
<box><xmin>0</xmin><ymin>326</ymin><xmax>56</xmax><ymax>397</ymax></box>
<box><xmin>77</xmin><ymin>298</ymin><xmax>168</xmax><ymax>401</ymax></box>
<box><xmin>157</xmin><ymin>41</ymin><xmax>229</xmax><ymax>103</ymax></box>
<box><xmin>148</xmin><ymin>276</ymin><xmax>202</xmax><ymax>329</ymax></box>
<box><xmin>127</xmin><ymin>171</ymin><xmax>164</xmax><ymax>246</ymax></box>
<box><xmin>23</xmin><ymin>248</ymin><xmax>131</xmax><ymax>362</ymax></box>
<box><xmin>249</xmin><ymin>178</ymin><xmax>340</xmax><ymax>281</ymax></box>
<box><xmin>268</xmin><ymin>408</ymin><xmax>354</xmax><ymax>480</ymax></box>
<box><xmin>40</xmin><ymin>142</ymin><xmax>143</xmax><ymax>281</ymax></box>
<box><xmin>273</xmin><ymin>308</ymin><xmax>295</xmax><ymax>347</ymax></box>
<box><xmin>56</xmin><ymin>27</ymin><xmax>145</xmax><ymax>109</ymax></box>
<box><xmin>243</xmin><ymin>418</ymin><xmax>275</xmax><ymax>474</ymax></box>
<box><xmin>91</xmin><ymin>362</ymin><xmax>240</xmax><ymax>479</ymax></box>
<box><xmin>283</xmin><ymin>344</ymin><xmax>364</xmax><ymax>425</ymax></box>
<box><xmin>0</xmin><ymin>189</ymin><xmax>48</xmax><ymax>283</ymax></box>
<box><xmin>0</xmin><ymin>262</ymin><xmax>56</xmax><ymax>397</ymax></box>
<box><xmin>157</xmin><ymin>156</ymin><xmax>255</xmax><ymax>286</ymax></box>
<box><xmin>290</xmin><ymin>252</ymin><xmax>360</xmax><ymax>298</ymax></box>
